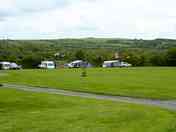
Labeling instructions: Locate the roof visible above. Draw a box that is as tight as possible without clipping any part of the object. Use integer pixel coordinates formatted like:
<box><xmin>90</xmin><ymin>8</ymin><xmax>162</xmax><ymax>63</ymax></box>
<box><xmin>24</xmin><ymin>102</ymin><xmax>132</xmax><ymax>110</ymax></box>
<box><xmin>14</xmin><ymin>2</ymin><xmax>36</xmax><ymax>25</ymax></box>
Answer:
<box><xmin>0</xmin><ymin>62</ymin><xmax>11</xmax><ymax>64</ymax></box>
<box><xmin>71</xmin><ymin>60</ymin><xmax>83</xmax><ymax>63</ymax></box>
<box><xmin>41</xmin><ymin>61</ymin><xmax>54</xmax><ymax>64</ymax></box>
<box><xmin>103</xmin><ymin>60</ymin><xmax>119</xmax><ymax>63</ymax></box>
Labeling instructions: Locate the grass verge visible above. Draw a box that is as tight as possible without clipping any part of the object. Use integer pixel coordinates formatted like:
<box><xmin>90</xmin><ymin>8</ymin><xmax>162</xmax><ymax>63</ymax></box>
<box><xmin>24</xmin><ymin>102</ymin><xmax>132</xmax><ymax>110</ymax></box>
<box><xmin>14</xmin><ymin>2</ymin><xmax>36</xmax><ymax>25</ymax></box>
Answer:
<box><xmin>0</xmin><ymin>88</ymin><xmax>176</xmax><ymax>132</ymax></box>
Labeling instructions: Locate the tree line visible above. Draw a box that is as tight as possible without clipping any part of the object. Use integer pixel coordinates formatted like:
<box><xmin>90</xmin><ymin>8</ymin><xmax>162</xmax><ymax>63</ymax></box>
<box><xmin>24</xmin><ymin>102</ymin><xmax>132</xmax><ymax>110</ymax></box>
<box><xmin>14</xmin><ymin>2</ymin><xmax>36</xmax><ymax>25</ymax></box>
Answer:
<box><xmin>0</xmin><ymin>39</ymin><xmax>176</xmax><ymax>68</ymax></box>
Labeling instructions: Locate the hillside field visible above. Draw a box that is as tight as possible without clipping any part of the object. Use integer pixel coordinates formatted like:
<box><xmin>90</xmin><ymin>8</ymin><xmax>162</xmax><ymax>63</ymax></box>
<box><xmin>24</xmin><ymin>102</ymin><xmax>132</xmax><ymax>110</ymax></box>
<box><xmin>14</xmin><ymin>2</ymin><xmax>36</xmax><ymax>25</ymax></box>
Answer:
<box><xmin>0</xmin><ymin>67</ymin><xmax>176</xmax><ymax>99</ymax></box>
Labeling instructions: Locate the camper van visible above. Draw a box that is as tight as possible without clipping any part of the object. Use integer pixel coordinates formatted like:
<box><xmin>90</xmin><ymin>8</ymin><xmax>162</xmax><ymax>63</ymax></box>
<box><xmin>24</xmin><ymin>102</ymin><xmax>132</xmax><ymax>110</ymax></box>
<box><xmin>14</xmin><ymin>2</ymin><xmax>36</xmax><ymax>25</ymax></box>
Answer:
<box><xmin>102</xmin><ymin>60</ymin><xmax>131</xmax><ymax>68</ymax></box>
<box><xmin>38</xmin><ymin>61</ymin><xmax>55</xmax><ymax>69</ymax></box>
<box><xmin>67</xmin><ymin>60</ymin><xmax>92</xmax><ymax>68</ymax></box>
<box><xmin>0</xmin><ymin>62</ymin><xmax>11</xmax><ymax>70</ymax></box>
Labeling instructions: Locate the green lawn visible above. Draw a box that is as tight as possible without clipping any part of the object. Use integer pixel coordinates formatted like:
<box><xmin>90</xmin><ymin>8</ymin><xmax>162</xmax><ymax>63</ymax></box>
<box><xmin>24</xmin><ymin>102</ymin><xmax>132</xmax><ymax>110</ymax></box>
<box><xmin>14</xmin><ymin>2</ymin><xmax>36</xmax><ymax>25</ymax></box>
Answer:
<box><xmin>0</xmin><ymin>88</ymin><xmax>176</xmax><ymax>132</ymax></box>
<box><xmin>0</xmin><ymin>67</ymin><xmax>176</xmax><ymax>99</ymax></box>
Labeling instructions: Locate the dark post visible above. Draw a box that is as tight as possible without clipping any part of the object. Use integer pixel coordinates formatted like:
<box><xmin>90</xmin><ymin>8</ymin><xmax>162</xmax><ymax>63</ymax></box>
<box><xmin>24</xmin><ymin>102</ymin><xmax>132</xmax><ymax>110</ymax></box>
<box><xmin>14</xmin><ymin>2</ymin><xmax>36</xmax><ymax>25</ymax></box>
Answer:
<box><xmin>81</xmin><ymin>61</ymin><xmax>87</xmax><ymax>77</ymax></box>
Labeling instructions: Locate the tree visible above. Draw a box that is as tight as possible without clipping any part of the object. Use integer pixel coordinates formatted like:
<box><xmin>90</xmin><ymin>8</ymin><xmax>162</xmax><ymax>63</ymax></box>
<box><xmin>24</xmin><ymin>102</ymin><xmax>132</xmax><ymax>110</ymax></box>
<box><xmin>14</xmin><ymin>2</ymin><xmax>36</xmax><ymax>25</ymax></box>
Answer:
<box><xmin>167</xmin><ymin>48</ymin><xmax>176</xmax><ymax>66</ymax></box>
<box><xmin>74</xmin><ymin>50</ymin><xmax>86</xmax><ymax>60</ymax></box>
<box><xmin>21</xmin><ymin>55</ymin><xmax>42</xmax><ymax>68</ymax></box>
<box><xmin>150</xmin><ymin>53</ymin><xmax>167</xmax><ymax>66</ymax></box>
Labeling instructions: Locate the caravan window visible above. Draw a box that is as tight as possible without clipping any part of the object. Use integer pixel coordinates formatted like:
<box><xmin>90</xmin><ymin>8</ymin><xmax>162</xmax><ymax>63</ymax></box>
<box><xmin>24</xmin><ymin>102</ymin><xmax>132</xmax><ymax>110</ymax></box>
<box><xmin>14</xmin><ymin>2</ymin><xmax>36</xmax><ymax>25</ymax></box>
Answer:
<box><xmin>48</xmin><ymin>63</ymin><xmax>54</xmax><ymax>66</ymax></box>
<box><xmin>4</xmin><ymin>64</ymin><xmax>10</xmax><ymax>67</ymax></box>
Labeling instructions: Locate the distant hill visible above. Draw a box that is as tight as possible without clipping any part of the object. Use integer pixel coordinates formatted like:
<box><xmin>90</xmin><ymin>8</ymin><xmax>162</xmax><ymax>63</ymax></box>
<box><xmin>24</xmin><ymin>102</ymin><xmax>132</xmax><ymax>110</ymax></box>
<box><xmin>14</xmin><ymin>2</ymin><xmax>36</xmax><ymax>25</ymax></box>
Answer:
<box><xmin>1</xmin><ymin>38</ymin><xmax>176</xmax><ymax>50</ymax></box>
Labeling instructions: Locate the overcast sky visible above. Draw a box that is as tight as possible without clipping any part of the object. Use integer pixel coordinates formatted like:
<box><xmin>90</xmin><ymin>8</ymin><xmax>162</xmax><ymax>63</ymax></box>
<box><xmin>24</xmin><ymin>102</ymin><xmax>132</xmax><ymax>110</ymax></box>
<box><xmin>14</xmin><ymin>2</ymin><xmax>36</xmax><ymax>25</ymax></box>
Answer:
<box><xmin>0</xmin><ymin>0</ymin><xmax>176</xmax><ymax>39</ymax></box>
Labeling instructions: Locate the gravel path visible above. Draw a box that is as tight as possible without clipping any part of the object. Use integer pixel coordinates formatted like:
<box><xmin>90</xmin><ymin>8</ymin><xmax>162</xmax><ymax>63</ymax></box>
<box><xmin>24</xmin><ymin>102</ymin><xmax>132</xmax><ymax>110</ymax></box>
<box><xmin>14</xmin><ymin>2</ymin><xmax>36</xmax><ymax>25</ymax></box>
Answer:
<box><xmin>1</xmin><ymin>83</ymin><xmax>176</xmax><ymax>110</ymax></box>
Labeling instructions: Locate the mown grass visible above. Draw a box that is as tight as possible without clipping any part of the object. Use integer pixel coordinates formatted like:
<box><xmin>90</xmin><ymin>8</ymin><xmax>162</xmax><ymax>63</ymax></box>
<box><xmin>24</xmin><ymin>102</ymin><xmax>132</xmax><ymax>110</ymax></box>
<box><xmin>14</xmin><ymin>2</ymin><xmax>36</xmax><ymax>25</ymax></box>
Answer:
<box><xmin>0</xmin><ymin>88</ymin><xmax>176</xmax><ymax>132</ymax></box>
<box><xmin>0</xmin><ymin>67</ymin><xmax>176</xmax><ymax>99</ymax></box>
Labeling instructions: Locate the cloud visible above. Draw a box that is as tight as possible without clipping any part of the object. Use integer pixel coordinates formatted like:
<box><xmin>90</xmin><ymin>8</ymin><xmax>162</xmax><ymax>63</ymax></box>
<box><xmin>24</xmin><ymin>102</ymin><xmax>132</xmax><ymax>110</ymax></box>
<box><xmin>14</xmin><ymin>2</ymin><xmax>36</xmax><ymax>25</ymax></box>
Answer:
<box><xmin>0</xmin><ymin>0</ymin><xmax>68</xmax><ymax>19</ymax></box>
<box><xmin>15</xmin><ymin>0</ymin><xmax>68</xmax><ymax>13</ymax></box>
<box><xmin>0</xmin><ymin>0</ymin><xmax>176</xmax><ymax>39</ymax></box>
<box><xmin>0</xmin><ymin>0</ymin><xmax>16</xmax><ymax>20</ymax></box>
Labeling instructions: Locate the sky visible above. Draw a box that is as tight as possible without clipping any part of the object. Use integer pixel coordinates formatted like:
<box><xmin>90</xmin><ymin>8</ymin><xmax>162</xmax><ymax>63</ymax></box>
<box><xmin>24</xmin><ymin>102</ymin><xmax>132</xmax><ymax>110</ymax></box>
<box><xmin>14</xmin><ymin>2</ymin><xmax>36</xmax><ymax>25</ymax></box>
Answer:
<box><xmin>0</xmin><ymin>0</ymin><xmax>176</xmax><ymax>40</ymax></box>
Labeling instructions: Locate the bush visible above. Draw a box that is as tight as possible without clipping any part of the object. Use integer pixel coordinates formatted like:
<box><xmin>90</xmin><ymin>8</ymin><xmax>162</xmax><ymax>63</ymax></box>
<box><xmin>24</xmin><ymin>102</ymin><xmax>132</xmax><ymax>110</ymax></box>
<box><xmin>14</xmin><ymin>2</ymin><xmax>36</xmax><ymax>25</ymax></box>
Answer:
<box><xmin>21</xmin><ymin>55</ymin><xmax>42</xmax><ymax>69</ymax></box>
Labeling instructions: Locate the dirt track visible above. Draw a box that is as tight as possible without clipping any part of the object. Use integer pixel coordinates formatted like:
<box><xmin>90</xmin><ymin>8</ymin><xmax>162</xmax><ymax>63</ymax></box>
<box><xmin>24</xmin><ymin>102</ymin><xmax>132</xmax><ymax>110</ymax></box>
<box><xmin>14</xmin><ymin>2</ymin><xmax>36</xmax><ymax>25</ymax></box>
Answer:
<box><xmin>1</xmin><ymin>83</ymin><xmax>176</xmax><ymax>110</ymax></box>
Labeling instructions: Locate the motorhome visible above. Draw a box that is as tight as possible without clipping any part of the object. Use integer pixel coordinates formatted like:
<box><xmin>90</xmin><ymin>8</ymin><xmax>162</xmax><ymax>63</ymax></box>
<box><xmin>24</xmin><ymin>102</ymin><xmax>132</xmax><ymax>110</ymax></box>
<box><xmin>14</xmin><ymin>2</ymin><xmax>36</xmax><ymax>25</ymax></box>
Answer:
<box><xmin>0</xmin><ymin>62</ymin><xmax>11</xmax><ymax>70</ymax></box>
<box><xmin>38</xmin><ymin>61</ymin><xmax>55</xmax><ymax>69</ymax></box>
<box><xmin>102</xmin><ymin>60</ymin><xmax>131</xmax><ymax>68</ymax></box>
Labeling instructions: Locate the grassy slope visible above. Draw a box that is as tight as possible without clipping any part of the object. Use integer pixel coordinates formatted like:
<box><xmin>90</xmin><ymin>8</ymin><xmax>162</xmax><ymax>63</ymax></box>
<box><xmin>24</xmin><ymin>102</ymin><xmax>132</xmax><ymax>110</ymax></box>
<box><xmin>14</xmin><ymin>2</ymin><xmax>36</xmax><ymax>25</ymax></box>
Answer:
<box><xmin>0</xmin><ymin>67</ymin><xmax>176</xmax><ymax>99</ymax></box>
<box><xmin>0</xmin><ymin>88</ymin><xmax>176</xmax><ymax>132</ymax></box>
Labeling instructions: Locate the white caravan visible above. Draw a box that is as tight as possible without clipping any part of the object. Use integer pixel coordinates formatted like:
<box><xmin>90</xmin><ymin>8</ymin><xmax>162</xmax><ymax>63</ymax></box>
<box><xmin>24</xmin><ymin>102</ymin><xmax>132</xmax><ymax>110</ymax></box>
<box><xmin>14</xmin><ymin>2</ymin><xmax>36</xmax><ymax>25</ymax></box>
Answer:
<box><xmin>0</xmin><ymin>62</ymin><xmax>22</xmax><ymax>70</ymax></box>
<box><xmin>67</xmin><ymin>60</ymin><xmax>92</xmax><ymax>68</ymax></box>
<box><xmin>38</xmin><ymin>61</ymin><xmax>55</xmax><ymax>69</ymax></box>
<box><xmin>10</xmin><ymin>62</ymin><xmax>22</xmax><ymax>69</ymax></box>
<box><xmin>67</xmin><ymin>60</ymin><xmax>84</xmax><ymax>68</ymax></box>
<box><xmin>102</xmin><ymin>60</ymin><xmax>131</xmax><ymax>68</ymax></box>
<box><xmin>0</xmin><ymin>62</ymin><xmax>11</xmax><ymax>70</ymax></box>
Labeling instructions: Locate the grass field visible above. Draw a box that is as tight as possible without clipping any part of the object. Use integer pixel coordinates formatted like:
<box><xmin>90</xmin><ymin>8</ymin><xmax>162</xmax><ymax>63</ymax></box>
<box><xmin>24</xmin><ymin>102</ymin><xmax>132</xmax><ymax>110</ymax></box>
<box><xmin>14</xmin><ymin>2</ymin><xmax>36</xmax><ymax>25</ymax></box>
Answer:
<box><xmin>0</xmin><ymin>67</ymin><xmax>176</xmax><ymax>99</ymax></box>
<box><xmin>1</xmin><ymin>88</ymin><xmax>176</xmax><ymax>132</ymax></box>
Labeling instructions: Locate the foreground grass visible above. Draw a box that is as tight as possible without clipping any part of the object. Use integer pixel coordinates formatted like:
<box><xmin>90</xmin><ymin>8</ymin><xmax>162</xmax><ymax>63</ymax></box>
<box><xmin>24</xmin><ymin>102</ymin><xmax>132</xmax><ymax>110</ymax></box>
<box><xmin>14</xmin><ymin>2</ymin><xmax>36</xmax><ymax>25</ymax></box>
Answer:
<box><xmin>0</xmin><ymin>88</ymin><xmax>176</xmax><ymax>132</ymax></box>
<box><xmin>0</xmin><ymin>67</ymin><xmax>176</xmax><ymax>99</ymax></box>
